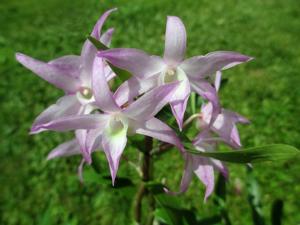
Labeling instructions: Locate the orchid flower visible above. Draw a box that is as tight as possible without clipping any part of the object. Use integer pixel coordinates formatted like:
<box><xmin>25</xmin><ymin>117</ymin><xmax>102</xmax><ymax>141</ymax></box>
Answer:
<box><xmin>97</xmin><ymin>16</ymin><xmax>252</xmax><ymax>130</ymax></box>
<box><xmin>169</xmin><ymin>130</ymin><xmax>228</xmax><ymax>201</ymax></box>
<box><xmin>16</xmin><ymin>8</ymin><xmax>117</xmax><ymax>161</ymax></box>
<box><xmin>195</xmin><ymin>71</ymin><xmax>250</xmax><ymax>148</ymax></box>
<box><xmin>30</xmin><ymin>57</ymin><xmax>183</xmax><ymax>184</ymax></box>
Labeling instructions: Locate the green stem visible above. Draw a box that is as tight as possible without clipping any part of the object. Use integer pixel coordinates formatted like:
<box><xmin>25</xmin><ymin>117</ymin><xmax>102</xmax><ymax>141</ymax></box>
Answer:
<box><xmin>134</xmin><ymin>136</ymin><xmax>155</xmax><ymax>225</ymax></box>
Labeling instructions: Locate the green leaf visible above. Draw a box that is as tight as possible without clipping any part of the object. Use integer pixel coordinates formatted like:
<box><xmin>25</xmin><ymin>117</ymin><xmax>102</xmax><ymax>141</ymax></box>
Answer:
<box><xmin>185</xmin><ymin>144</ymin><xmax>299</xmax><ymax>164</ymax></box>
<box><xmin>87</xmin><ymin>36</ymin><xmax>108</xmax><ymax>50</ymax></box>
<box><xmin>246</xmin><ymin>166</ymin><xmax>265</xmax><ymax>225</ymax></box>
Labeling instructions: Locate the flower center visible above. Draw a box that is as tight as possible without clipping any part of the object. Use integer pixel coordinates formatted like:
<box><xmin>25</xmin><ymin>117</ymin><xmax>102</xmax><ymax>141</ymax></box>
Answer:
<box><xmin>161</xmin><ymin>67</ymin><xmax>187</xmax><ymax>85</ymax></box>
<box><xmin>79</xmin><ymin>86</ymin><xmax>93</xmax><ymax>99</ymax></box>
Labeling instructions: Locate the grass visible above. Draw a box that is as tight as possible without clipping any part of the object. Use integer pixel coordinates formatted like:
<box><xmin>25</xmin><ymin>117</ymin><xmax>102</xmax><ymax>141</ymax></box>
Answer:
<box><xmin>0</xmin><ymin>0</ymin><xmax>300</xmax><ymax>224</ymax></box>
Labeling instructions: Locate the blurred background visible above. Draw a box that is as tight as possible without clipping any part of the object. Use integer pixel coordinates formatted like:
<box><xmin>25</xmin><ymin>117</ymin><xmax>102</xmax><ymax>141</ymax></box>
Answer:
<box><xmin>0</xmin><ymin>0</ymin><xmax>300</xmax><ymax>224</ymax></box>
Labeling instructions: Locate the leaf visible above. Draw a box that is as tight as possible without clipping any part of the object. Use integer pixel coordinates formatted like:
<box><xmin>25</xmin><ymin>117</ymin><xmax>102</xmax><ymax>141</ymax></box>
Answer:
<box><xmin>185</xmin><ymin>144</ymin><xmax>299</xmax><ymax>164</ymax></box>
<box><xmin>246</xmin><ymin>166</ymin><xmax>265</xmax><ymax>225</ymax></box>
<box><xmin>87</xmin><ymin>36</ymin><xmax>108</xmax><ymax>50</ymax></box>
<box><xmin>88</xmin><ymin>35</ymin><xmax>132</xmax><ymax>82</ymax></box>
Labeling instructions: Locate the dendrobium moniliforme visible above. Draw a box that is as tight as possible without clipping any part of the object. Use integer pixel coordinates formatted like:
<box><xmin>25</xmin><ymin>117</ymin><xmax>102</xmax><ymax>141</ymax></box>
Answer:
<box><xmin>98</xmin><ymin>16</ymin><xmax>253</xmax><ymax>130</ymax></box>
<box><xmin>16</xmin><ymin>8</ymin><xmax>253</xmax><ymax>201</ymax></box>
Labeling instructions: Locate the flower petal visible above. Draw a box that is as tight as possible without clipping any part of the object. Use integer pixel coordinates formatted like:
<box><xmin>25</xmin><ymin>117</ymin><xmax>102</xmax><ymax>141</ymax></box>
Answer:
<box><xmin>85</xmin><ymin>127</ymin><xmax>106</xmax><ymax>159</ymax></box>
<box><xmin>114</xmin><ymin>76</ymin><xmax>158</xmax><ymax>107</ymax></box>
<box><xmin>191</xmin><ymin>80</ymin><xmax>220</xmax><ymax>125</ymax></box>
<box><xmin>100</xmin><ymin>28</ymin><xmax>115</xmax><ymax>47</ymax></box>
<box><xmin>102</xmin><ymin>126</ymin><xmax>127</xmax><ymax>185</ymax></box>
<box><xmin>181</xmin><ymin>51</ymin><xmax>253</xmax><ymax>79</ymax></box>
<box><xmin>16</xmin><ymin>53</ymin><xmax>81</xmax><ymax>93</ymax></box>
<box><xmin>48</xmin><ymin>55</ymin><xmax>81</xmax><ymax>78</ymax></box>
<box><xmin>80</xmin><ymin>8</ymin><xmax>117</xmax><ymax>84</ymax></box>
<box><xmin>92</xmin><ymin>57</ymin><xmax>120</xmax><ymax>112</ymax></box>
<box><xmin>170</xmin><ymin>79</ymin><xmax>190</xmax><ymax>130</ymax></box>
<box><xmin>31</xmin><ymin>114</ymin><xmax>109</xmax><ymax>134</ymax></box>
<box><xmin>192</xmin><ymin>157</ymin><xmax>215</xmax><ymax>201</ymax></box>
<box><xmin>133</xmin><ymin>117</ymin><xmax>183</xmax><ymax>151</ymax></box>
<box><xmin>47</xmin><ymin>139</ymin><xmax>80</xmax><ymax>160</ymax></box>
<box><xmin>123</xmin><ymin>82</ymin><xmax>179</xmax><ymax>121</ymax></box>
<box><xmin>91</xmin><ymin>8</ymin><xmax>117</xmax><ymax>40</ymax></box>
<box><xmin>98</xmin><ymin>48</ymin><xmax>165</xmax><ymax>79</ymax></box>
<box><xmin>214</xmin><ymin>71</ymin><xmax>222</xmax><ymax>92</ymax></box>
<box><xmin>75</xmin><ymin>129</ymin><xmax>90</xmax><ymax>163</ymax></box>
<box><xmin>164</xmin><ymin>16</ymin><xmax>187</xmax><ymax>66</ymax></box>
<box><xmin>32</xmin><ymin>95</ymin><xmax>82</xmax><ymax>131</ymax></box>
<box><xmin>211</xmin><ymin>159</ymin><xmax>229</xmax><ymax>179</ymax></box>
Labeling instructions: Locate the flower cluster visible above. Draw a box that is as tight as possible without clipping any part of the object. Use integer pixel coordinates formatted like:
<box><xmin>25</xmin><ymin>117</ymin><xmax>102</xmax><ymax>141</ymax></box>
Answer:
<box><xmin>16</xmin><ymin>8</ymin><xmax>252</xmax><ymax>199</ymax></box>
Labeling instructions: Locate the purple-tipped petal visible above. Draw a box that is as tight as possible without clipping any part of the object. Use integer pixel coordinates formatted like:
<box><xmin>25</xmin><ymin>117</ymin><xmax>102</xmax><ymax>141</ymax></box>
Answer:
<box><xmin>114</xmin><ymin>76</ymin><xmax>158</xmax><ymax>107</ymax></box>
<box><xmin>98</xmin><ymin>48</ymin><xmax>165</xmax><ymax>79</ymax></box>
<box><xmin>31</xmin><ymin>114</ymin><xmax>109</xmax><ymax>134</ymax></box>
<box><xmin>100</xmin><ymin>28</ymin><xmax>115</xmax><ymax>47</ymax></box>
<box><xmin>211</xmin><ymin>159</ymin><xmax>229</xmax><ymax>179</ymax></box>
<box><xmin>85</xmin><ymin>127</ymin><xmax>106</xmax><ymax>157</ymax></box>
<box><xmin>102</xmin><ymin>128</ymin><xmax>127</xmax><ymax>185</ymax></box>
<box><xmin>164</xmin><ymin>16</ymin><xmax>187</xmax><ymax>66</ymax></box>
<box><xmin>169</xmin><ymin>79</ymin><xmax>191</xmax><ymax>130</ymax></box>
<box><xmin>123</xmin><ymin>82</ymin><xmax>179</xmax><ymax>121</ymax></box>
<box><xmin>48</xmin><ymin>55</ymin><xmax>81</xmax><ymax>78</ymax></box>
<box><xmin>75</xmin><ymin>130</ymin><xmax>90</xmax><ymax>163</ymax></box>
<box><xmin>47</xmin><ymin>139</ymin><xmax>80</xmax><ymax>160</ymax></box>
<box><xmin>134</xmin><ymin>117</ymin><xmax>183</xmax><ymax>151</ymax></box>
<box><xmin>191</xmin><ymin>80</ymin><xmax>220</xmax><ymax>125</ymax></box>
<box><xmin>91</xmin><ymin>8</ymin><xmax>117</xmax><ymax>40</ymax></box>
<box><xmin>80</xmin><ymin>9</ymin><xmax>117</xmax><ymax>83</ymax></box>
<box><xmin>16</xmin><ymin>53</ymin><xmax>81</xmax><ymax>93</ymax></box>
<box><xmin>181</xmin><ymin>51</ymin><xmax>253</xmax><ymax>79</ymax></box>
<box><xmin>32</xmin><ymin>95</ymin><xmax>82</xmax><ymax>131</ymax></box>
<box><xmin>193</xmin><ymin>157</ymin><xmax>215</xmax><ymax>201</ymax></box>
<box><xmin>92</xmin><ymin>57</ymin><xmax>120</xmax><ymax>112</ymax></box>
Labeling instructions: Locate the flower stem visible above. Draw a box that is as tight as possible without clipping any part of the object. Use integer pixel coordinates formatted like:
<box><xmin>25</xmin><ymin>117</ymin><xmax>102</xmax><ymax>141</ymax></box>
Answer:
<box><xmin>134</xmin><ymin>136</ymin><xmax>155</xmax><ymax>225</ymax></box>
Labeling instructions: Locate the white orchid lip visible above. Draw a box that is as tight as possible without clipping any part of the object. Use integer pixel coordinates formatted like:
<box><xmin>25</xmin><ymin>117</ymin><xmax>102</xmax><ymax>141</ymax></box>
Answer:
<box><xmin>160</xmin><ymin>66</ymin><xmax>188</xmax><ymax>85</ymax></box>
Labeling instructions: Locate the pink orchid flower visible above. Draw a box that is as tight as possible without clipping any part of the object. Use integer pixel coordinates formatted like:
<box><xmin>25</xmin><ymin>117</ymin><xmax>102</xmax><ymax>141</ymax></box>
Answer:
<box><xmin>16</xmin><ymin>9</ymin><xmax>117</xmax><ymax>161</ymax></box>
<box><xmin>30</xmin><ymin>57</ymin><xmax>183</xmax><ymax>184</ymax></box>
<box><xmin>97</xmin><ymin>16</ymin><xmax>252</xmax><ymax>130</ymax></box>
<box><xmin>175</xmin><ymin>130</ymin><xmax>228</xmax><ymax>201</ymax></box>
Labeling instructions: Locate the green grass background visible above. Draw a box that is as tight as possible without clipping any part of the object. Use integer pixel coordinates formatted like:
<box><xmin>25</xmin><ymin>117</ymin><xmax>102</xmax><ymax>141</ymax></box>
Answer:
<box><xmin>0</xmin><ymin>0</ymin><xmax>300</xmax><ymax>224</ymax></box>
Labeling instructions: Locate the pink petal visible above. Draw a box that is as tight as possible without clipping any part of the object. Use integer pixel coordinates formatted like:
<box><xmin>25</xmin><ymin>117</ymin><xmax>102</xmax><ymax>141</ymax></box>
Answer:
<box><xmin>47</xmin><ymin>139</ymin><xmax>80</xmax><ymax>160</ymax></box>
<box><xmin>75</xmin><ymin>130</ymin><xmax>90</xmax><ymax>163</ymax></box>
<box><xmin>16</xmin><ymin>53</ymin><xmax>81</xmax><ymax>93</ymax></box>
<box><xmin>211</xmin><ymin>159</ymin><xmax>229</xmax><ymax>179</ymax></box>
<box><xmin>90</xmin><ymin>8</ymin><xmax>117</xmax><ymax>40</ymax></box>
<box><xmin>133</xmin><ymin>117</ymin><xmax>183</xmax><ymax>151</ymax></box>
<box><xmin>114</xmin><ymin>76</ymin><xmax>158</xmax><ymax>107</ymax></box>
<box><xmin>32</xmin><ymin>95</ymin><xmax>82</xmax><ymax>131</ymax></box>
<box><xmin>92</xmin><ymin>57</ymin><xmax>120</xmax><ymax>112</ymax></box>
<box><xmin>170</xmin><ymin>79</ymin><xmax>191</xmax><ymax>130</ymax></box>
<box><xmin>191</xmin><ymin>80</ymin><xmax>220</xmax><ymax>125</ymax></box>
<box><xmin>193</xmin><ymin>157</ymin><xmax>215</xmax><ymax>201</ymax></box>
<box><xmin>31</xmin><ymin>114</ymin><xmax>109</xmax><ymax>134</ymax></box>
<box><xmin>102</xmin><ymin>129</ymin><xmax>127</xmax><ymax>185</ymax></box>
<box><xmin>100</xmin><ymin>28</ymin><xmax>115</xmax><ymax>47</ymax></box>
<box><xmin>85</xmin><ymin>128</ymin><xmax>106</xmax><ymax>158</ymax></box>
<box><xmin>123</xmin><ymin>82</ymin><xmax>179</xmax><ymax>121</ymax></box>
<box><xmin>164</xmin><ymin>16</ymin><xmax>187</xmax><ymax>66</ymax></box>
<box><xmin>48</xmin><ymin>55</ymin><xmax>81</xmax><ymax>78</ymax></box>
<box><xmin>80</xmin><ymin>9</ymin><xmax>117</xmax><ymax>83</ymax></box>
<box><xmin>98</xmin><ymin>48</ymin><xmax>165</xmax><ymax>79</ymax></box>
<box><xmin>180</xmin><ymin>51</ymin><xmax>253</xmax><ymax>79</ymax></box>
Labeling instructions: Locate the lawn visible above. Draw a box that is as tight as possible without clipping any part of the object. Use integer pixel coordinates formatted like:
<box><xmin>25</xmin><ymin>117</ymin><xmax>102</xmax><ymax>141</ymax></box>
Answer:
<box><xmin>0</xmin><ymin>0</ymin><xmax>300</xmax><ymax>224</ymax></box>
